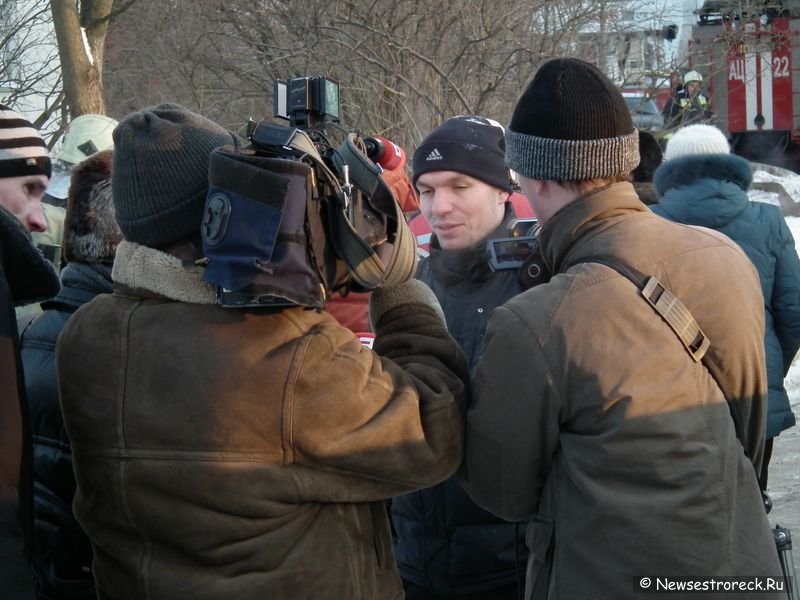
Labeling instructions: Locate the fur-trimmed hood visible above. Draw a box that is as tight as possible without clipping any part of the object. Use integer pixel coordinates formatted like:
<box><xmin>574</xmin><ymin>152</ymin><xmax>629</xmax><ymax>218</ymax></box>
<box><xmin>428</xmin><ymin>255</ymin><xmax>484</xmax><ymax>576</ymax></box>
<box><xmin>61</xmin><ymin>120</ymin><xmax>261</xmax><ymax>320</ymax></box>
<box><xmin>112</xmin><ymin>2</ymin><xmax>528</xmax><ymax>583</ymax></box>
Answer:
<box><xmin>652</xmin><ymin>153</ymin><xmax>753</xmax><ymax>229</ymax></box>
<box><xmin>654</xmin><ymin>153</ymin><xmax>752</xmax><ymax>195</ymax></box>
<box><xmin>111</xmin><ymin>240</ymin><xmax>216</xmax><ymax>304</ymax></box>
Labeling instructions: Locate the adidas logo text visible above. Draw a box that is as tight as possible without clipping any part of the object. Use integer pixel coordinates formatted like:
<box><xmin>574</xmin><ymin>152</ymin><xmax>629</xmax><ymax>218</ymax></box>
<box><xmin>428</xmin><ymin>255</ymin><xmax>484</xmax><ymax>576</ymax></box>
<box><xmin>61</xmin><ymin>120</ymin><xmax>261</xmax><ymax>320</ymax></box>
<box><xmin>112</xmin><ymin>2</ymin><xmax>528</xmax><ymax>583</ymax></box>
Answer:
<box><xmin>426</xmin><ymin>148</ymin><xmax>443</xmax><ymax>161</ymax></box>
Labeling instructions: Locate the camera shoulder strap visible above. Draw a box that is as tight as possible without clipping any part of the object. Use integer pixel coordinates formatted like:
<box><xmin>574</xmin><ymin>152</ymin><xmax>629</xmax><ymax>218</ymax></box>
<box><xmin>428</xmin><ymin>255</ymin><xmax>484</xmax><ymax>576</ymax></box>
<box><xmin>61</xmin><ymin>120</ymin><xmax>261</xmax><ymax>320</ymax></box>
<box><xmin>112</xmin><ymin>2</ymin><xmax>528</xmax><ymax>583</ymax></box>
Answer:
<box><xmin>331</xmin><ymin>134</ymin><xmax>417</xmax><ymax>289</ymax></box>
<box><xmin>573</xmin><ymin>255</ymin><xmax>751</xmax><ymax>466</ymax></box>
<box><xmin>277</xmin><ymin>129</ymin><xmax>393</xmax><ymax>288</ymax></box>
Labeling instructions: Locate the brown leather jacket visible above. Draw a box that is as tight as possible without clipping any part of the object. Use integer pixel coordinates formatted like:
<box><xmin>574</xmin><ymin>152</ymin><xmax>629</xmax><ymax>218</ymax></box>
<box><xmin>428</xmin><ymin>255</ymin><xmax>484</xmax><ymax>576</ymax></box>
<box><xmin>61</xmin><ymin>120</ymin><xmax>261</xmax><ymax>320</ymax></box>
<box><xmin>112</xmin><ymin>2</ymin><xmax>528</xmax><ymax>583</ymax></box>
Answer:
<box><xmin>460</xmin><ymin>183</ymin><xmax>782</xmax><ymax>599</ymax></box>
<box><xmin>57</xmin><ymin>241</ymin><xmax>468</xmax><ymax>600</ymax></box>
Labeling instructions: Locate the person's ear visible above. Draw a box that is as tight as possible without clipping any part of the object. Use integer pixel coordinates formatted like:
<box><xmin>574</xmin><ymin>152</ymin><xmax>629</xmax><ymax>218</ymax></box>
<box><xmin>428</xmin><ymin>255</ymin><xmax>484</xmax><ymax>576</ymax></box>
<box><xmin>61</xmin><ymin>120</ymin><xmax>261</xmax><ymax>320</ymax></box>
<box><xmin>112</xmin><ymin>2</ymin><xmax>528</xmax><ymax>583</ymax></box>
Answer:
<box><xmin>531</xmin><ymin>179</ymin><xmax>548</xmax><ymax>197</ymax></box>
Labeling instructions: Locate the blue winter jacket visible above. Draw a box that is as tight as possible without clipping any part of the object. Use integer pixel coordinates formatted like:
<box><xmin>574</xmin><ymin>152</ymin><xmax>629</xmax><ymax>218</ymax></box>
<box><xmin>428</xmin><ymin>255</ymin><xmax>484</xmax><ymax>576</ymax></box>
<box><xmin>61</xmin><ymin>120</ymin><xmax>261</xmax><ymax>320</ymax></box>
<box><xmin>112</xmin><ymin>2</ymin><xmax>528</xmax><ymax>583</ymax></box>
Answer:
<box><xmin>653</xmin><ymin>153</ymin><xmax>800</xmax><ymax>438</ymax></box>
<box><xmin>19</xmin><ymin>262</ymin><xmax>112</xmax><ymax>599</ymax></box>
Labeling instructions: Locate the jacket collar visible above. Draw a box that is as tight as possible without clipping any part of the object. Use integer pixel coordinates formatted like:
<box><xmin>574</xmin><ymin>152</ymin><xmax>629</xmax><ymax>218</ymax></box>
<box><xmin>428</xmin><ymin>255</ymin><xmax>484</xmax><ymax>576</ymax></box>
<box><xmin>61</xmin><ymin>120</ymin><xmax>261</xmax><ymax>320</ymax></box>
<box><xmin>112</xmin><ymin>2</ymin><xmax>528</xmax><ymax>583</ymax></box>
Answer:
<box><xmin>0</xmin><ymin>205</ymin><xmax>60</xmax><ymax>306</ymax></box>
<box><xmin>112</xmin><ymin>241</ymin><xmax>217</xmax><ymax>304</ymax></box>
<box><xmin>42</xmin><ymin>263</ymin><xmax>113</xmax><ymax>311</ymax></box>
<box><xmin>538</xmin><ymin>182</ymin><xmax>648</xmax><ymax>275</ymax></box>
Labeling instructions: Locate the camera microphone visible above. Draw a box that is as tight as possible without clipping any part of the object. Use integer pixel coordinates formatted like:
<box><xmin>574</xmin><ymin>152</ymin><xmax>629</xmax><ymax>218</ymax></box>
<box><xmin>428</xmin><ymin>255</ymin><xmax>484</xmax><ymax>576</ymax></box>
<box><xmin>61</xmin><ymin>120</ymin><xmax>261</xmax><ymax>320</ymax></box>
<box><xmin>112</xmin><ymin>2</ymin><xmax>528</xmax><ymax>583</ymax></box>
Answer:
<box><xmin>364</xmin><ymin>136</ymin><xmax>405</xmax><ymax>170</ymax></box>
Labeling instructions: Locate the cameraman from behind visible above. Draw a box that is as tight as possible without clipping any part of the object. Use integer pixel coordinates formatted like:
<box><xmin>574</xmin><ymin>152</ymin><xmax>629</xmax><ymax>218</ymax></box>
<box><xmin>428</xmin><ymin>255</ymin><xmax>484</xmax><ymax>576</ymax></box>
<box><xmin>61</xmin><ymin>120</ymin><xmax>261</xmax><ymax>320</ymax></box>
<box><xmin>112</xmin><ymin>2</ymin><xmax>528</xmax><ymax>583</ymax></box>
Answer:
<box><xmin>391</xmin><ymin>116</ymin><xmax>530</xmax><ymax>600</ymax></box>
<box><xmin>56</xmin><ymin>103</ymin><xmax>469</xmax><ymax>600</ymax></box>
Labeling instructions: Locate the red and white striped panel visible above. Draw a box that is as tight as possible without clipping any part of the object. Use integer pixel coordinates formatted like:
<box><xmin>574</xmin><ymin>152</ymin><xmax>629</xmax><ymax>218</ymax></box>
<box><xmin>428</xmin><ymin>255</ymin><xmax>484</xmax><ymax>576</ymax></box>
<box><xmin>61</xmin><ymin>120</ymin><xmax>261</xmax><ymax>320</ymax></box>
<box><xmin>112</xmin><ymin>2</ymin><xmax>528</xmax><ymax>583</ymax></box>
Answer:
<box><xmin>727</xmin><ymin>18</ymin><xmax>792</xmax><ymax>133</ymax></box>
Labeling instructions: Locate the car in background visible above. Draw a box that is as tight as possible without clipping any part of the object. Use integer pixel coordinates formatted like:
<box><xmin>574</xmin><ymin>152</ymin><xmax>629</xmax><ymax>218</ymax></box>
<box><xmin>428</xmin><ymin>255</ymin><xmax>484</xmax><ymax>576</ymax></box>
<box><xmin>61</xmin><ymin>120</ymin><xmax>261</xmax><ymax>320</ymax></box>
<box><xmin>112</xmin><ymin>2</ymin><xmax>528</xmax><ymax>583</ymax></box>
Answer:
<box><xmin>622</xmin><ymin>92</ymin><xmax>664</xmax><ymax>133</ymax></box>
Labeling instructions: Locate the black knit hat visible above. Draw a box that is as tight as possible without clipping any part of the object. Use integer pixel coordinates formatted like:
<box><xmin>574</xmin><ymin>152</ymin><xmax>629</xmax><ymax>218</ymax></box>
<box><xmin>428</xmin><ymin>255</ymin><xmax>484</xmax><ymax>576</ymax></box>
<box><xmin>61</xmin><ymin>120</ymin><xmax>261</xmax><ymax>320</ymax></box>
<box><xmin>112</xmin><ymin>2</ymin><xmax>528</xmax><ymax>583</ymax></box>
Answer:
<box><xmin>0</xmin><ymin>104</ymin><xmax>51</xmax><ymax>179</ymax></box>
<box><xmin>412</xmin><ymin>115</ymin><xmax>512</xmax><ymax>192</ymax></box>
<box><xmin>506</xmin><ymin>58</ymin><xmax>639</xmax><ymax>181</ymax></box>
<box><xmin>64</xmin><ymin>149</ymin><xmax>122</xmax><ymax>264</ymax></box>
<box><xmin>112</xmin><ymin>103</ymin><xmax>240</xmax><ymax>248</ymax></box>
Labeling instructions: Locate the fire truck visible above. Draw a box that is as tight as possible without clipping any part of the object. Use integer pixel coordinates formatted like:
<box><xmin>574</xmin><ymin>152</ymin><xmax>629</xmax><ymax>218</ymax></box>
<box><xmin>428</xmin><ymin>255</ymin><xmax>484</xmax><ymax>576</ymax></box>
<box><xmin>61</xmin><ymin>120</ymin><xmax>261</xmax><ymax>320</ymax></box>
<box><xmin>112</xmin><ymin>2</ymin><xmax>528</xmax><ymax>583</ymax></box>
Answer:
<box><xmin>688</xmin><ymin>1</ymin><xmax>800</xmax><ymax>166</ymax></box>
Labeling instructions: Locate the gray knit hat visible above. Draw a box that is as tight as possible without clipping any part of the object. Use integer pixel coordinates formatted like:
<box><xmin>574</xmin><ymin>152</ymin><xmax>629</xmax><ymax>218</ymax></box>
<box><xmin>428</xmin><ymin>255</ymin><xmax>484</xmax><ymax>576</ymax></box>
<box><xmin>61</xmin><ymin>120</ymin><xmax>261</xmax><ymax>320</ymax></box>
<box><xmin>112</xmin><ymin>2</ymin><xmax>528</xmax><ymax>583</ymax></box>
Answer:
<box><xmin>112</xmin><ymin>103</ymin><xmax>239</xmax><ymax>247</ymax></box>
<box><xmin>506</xmin><ymin>58</ymin><xmax>639</xmax><ymax>181</ymax></box>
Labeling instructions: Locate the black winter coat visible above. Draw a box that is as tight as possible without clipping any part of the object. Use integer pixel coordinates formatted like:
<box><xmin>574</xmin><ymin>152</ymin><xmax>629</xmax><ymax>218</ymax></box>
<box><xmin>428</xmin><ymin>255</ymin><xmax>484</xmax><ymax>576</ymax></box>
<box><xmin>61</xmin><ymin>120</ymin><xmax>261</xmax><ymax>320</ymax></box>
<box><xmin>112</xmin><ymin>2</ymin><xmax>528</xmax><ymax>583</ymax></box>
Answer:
<box><xmin>392</xmin><ymin>208</ymin><xmax>528</xmax><ymax>596</ymax></box>
<box><xmin>19</xmin><ymin>262</ymin><xmax>112</xmax><ymax>599</ymax></box>
<box><xmin>0</xmin><ymin>205</ymin><xmax>59</xmax><ymax>600</ymax></box>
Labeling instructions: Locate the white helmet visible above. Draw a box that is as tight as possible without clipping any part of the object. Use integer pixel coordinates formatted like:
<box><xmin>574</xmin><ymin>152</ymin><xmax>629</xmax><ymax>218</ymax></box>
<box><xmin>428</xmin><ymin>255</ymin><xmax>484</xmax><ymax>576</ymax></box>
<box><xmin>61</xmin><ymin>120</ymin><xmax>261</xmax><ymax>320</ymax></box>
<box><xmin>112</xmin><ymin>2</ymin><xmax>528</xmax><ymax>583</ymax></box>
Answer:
<box><xmin>46</xmin><ymin>114</ymin><xmax>118</xmax><ymax>201</ymax></box>
<box><xmin>56</xmin><ymin>114</ymin><xmax>118</xmax><ymax>165</ymax></box>
<box><xmin>683</xmin><ymin>70</ymin><xmax>703</xmax><ymax>85</ymax></box>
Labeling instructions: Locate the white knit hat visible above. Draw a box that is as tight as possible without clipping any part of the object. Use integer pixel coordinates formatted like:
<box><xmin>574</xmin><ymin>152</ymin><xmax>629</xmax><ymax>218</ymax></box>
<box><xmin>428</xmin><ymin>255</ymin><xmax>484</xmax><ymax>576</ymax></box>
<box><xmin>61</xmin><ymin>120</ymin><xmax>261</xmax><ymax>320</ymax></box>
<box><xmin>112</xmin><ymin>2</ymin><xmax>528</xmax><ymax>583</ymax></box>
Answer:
<box><xmin>664</xmin><ymin>124</ymin><xmax>729</xmax><ymax>161</ymax></box>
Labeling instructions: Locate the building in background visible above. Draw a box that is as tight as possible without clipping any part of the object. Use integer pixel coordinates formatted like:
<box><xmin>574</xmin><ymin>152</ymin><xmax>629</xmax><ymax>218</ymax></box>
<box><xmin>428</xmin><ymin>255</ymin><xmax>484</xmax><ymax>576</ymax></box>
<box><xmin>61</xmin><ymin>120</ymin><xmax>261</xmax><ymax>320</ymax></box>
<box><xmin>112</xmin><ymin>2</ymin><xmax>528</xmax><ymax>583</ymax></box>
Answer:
<box><xmin>576</xmin><ymin>0</ymin><xmax>703</xmax><ymax>90</ymax></box>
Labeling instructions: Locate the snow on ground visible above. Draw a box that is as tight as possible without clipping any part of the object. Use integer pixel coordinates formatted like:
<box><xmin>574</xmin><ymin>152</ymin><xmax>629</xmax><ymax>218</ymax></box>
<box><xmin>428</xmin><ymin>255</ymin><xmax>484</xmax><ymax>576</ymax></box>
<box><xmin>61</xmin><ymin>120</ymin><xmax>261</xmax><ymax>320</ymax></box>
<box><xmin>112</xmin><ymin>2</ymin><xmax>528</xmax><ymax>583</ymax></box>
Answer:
<box><xmin>749</xmin><ymin>189</ymin><xmax>783</xmax><ymax>207</ymax></box>
<box><xmin>755</xmin><ymin>170</ymin><xmax>800</xmax><ymax>206</ymax></box>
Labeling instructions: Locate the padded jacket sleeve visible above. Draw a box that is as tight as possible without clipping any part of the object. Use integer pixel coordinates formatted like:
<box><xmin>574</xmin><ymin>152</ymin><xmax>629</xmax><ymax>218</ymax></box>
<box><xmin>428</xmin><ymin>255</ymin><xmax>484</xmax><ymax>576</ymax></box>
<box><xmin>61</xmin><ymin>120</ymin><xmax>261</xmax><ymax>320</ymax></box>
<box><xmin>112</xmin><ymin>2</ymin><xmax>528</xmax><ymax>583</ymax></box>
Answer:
<box><xmin>286</xmin><ymin>302</ymin><xmax>469</xmax><ymax>502</ymax></box>
<box><xmin>458</xmin><ymin>304</ymin><xmax>561</xmax><ymax>521</ymax></box>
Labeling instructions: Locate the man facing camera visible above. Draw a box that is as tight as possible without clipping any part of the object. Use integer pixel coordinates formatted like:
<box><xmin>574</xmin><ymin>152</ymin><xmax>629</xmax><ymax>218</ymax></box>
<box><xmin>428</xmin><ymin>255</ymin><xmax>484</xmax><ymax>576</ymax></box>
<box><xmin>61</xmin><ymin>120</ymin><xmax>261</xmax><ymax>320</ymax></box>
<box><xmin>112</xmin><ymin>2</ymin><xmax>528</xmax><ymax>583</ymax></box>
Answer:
<box><xmin>391</xmin><ymin>115</ymin><xmax>530</xmax><ymax>600</ymax></box>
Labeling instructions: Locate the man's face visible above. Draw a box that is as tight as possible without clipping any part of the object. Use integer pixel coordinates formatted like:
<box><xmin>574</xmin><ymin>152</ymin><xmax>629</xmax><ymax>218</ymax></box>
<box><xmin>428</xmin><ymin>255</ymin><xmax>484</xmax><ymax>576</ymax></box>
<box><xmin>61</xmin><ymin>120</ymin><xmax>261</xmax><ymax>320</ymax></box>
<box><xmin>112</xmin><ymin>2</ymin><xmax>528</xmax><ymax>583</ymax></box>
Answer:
<box><xmin>0</xmin><ymin>174</ymin><xmax>49</xmax><ymax>232</ymax></box>
<box><xmin>417</xmin><ymin>171</ymin><xmax>507</xmax><ymax>250</ymax></box>
<box><xmin>686</xmin><ymin>81</ymin><xmax>700</xmax><ymax>96</ymax></box>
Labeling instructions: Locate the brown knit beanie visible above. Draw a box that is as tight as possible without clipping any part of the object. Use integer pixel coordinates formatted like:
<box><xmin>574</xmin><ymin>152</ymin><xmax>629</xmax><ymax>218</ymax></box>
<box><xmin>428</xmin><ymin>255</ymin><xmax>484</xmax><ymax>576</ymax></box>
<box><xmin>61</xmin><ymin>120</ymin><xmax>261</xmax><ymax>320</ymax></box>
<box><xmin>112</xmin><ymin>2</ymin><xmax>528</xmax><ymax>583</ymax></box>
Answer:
<box><xmin>111</xmin><ymin>104</ymin><xmax>240</xmax><ymax>248</ymax></box>
<box><xmin>506</xmin><ymin>58</ymin><xmax>639</xmax><ymax>181</ymax></box>
<box><xmin>64</xmin><ymin>149</ymin><xmax>122</xmax><ymax>264</ymax></box>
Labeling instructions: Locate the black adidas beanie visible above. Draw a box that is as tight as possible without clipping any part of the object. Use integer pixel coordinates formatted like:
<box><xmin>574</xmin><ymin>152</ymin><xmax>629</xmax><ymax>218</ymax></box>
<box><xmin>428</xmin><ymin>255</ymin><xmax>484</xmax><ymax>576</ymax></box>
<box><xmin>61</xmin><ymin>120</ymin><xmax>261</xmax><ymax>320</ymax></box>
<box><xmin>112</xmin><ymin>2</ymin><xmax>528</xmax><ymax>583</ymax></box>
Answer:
<box><xmin>112</xmin><ymin>103</ymin><xmax>240</xmax><ymax>248</ymax></box>
<box><xmin>412</xmin><ymin>115</ymin><xmax>512</xmax><ymax>192</ymax></box>
<box><xmin>506</xmin><ymin>58</ymin><xmax>639</xmax><ymax>181</ymax></box>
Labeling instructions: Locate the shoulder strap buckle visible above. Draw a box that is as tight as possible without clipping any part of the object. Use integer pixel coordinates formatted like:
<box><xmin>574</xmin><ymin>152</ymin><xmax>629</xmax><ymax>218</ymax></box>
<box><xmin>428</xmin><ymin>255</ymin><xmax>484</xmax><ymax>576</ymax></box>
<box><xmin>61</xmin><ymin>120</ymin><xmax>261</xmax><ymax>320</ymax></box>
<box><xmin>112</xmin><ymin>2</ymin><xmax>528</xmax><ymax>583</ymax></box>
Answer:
<box><xmin>641</xmin><ymin>276</ymin><xmax>710</xmax><ymax>362</ymax></box>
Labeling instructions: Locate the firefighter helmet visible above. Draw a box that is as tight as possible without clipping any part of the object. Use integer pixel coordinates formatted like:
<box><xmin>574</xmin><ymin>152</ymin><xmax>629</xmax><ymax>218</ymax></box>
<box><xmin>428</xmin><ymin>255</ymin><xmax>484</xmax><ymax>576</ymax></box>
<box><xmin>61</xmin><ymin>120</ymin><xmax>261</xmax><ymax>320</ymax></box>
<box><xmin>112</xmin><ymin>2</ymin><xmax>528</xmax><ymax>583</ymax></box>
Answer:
<box><xmin>47</xmin><ymin>114</ymin><xmax>118</xmax><ymax>200</ymax></box>
<box><xmin>56</xmin><ymin>114</ymin><xmax>117</xmax><ymax>165</ymax></box>
<box><xmin>683</xmin><ymin>70</ymin><xmax>703</xmax><ymax>85</ymax></box>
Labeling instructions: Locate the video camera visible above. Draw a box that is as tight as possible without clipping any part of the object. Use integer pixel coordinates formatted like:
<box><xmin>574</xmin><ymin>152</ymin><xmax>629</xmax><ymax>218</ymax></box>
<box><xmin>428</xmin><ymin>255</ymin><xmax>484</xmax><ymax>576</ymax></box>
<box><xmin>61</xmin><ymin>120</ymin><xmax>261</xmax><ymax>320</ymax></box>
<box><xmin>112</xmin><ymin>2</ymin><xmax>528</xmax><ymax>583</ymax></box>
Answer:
<box><xmin>200</xmin><ymin>75</ymin><xmax>417</xmax><ymax>309</ymax></box>
<box><xmin>486</xmin><ymin>217</ymin><xmax>550</xmax><ymax>287</ymax></box>
<box><xmin>487</xmin><ymin>218</ymin><xmax>539</xmax><ymax>271</ymax></box>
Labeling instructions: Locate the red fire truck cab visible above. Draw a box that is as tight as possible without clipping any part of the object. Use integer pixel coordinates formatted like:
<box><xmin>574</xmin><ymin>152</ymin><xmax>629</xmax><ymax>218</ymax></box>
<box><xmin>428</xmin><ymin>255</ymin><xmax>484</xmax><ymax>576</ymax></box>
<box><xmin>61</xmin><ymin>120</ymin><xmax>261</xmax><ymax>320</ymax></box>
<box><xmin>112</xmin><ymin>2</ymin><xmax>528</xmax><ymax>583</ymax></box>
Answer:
<box><xmin>689</xmin><ymin>1</ymin><xmax>800</xmax><ymax>163</ymax></box>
